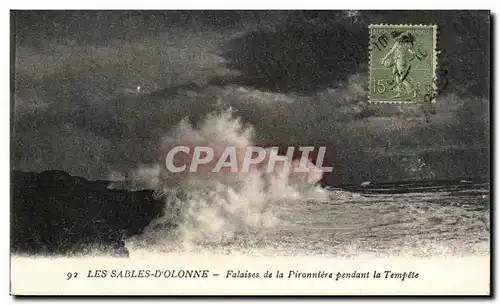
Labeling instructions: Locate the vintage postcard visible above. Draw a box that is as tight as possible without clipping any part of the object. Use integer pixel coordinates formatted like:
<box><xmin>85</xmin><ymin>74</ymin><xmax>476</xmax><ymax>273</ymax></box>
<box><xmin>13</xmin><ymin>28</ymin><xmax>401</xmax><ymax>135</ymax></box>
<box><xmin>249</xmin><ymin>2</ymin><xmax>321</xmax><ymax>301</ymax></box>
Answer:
<box><xmin>10</xmin><ymin>10</ymin><xmax>491</xmax><ymax>296</ymax></box>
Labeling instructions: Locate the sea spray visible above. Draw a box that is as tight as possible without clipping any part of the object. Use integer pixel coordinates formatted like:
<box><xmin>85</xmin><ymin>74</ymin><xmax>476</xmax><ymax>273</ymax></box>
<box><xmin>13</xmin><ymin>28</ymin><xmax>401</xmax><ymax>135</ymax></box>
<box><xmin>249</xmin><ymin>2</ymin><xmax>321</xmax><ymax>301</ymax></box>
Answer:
<box><xmin>109</xmin><ymin>108</ymin><xmax>329</xmax><ymax>251</ymax></box>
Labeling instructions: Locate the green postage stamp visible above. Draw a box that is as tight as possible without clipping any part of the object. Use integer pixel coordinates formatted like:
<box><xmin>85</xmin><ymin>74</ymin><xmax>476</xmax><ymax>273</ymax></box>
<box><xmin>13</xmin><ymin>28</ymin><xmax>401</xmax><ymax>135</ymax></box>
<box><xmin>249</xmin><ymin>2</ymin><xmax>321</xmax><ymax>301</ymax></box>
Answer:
<box><xmin>369</xmin><ymin>24</ymin><xmax>438</xmax><ymax>104</ymax></box>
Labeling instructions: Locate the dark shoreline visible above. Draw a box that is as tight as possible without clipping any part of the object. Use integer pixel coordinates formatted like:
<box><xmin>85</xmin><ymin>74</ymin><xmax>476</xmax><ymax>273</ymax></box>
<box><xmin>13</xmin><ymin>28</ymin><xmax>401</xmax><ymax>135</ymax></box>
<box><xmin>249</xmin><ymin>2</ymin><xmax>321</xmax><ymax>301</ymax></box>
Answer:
<box><xmin>11</xmin><ymin>169</ymin><xmax>490</xmax><ymax>257</ymax></box>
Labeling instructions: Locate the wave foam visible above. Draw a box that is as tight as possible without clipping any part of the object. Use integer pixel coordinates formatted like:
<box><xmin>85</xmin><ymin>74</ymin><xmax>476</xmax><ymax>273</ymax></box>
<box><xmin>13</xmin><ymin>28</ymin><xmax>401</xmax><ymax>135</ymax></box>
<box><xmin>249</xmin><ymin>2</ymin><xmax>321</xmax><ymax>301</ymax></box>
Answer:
<box><xmin>109</xmin><ymin>108</ymin><xmax>328</xmax><ymax>251</ymax></box>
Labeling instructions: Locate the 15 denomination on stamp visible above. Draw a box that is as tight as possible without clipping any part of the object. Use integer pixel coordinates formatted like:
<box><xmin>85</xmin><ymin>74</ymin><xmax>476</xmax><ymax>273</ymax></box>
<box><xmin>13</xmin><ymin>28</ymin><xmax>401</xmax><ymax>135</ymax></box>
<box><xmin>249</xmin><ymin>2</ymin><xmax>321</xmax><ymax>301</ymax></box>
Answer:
<box><xmin>369</xmin><ymin>24</ymin><xmax>438</xmax><ymax>104</ymax></box>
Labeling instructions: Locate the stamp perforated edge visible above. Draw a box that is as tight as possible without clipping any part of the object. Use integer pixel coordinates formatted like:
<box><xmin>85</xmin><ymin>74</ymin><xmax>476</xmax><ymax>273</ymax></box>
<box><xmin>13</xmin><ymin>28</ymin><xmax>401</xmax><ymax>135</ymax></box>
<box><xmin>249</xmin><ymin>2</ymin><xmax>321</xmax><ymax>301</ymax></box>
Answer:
<box><xmin>368</xmin><ymin>24</ymin><xmax>438</xmax><ymax>104</ymax></box>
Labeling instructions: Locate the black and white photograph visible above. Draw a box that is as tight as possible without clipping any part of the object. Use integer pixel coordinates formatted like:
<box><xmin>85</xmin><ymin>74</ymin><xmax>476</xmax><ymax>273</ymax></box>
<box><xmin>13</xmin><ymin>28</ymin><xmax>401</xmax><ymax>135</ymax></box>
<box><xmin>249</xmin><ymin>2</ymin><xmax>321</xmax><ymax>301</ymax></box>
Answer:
<box><xmin>10</xmin><ymin>10</ymin><xmax>491</xmax><ymax>295</ymax></box>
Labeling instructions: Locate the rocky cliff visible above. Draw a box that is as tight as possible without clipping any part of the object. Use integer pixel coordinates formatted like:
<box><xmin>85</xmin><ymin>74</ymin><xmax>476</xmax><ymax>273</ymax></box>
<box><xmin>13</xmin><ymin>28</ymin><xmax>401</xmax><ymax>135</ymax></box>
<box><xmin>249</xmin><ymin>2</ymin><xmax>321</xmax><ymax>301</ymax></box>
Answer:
<box><xmin>11</xmin><ymin>170</ymin><xmax>164</xmax><ymax>256</ymax></box>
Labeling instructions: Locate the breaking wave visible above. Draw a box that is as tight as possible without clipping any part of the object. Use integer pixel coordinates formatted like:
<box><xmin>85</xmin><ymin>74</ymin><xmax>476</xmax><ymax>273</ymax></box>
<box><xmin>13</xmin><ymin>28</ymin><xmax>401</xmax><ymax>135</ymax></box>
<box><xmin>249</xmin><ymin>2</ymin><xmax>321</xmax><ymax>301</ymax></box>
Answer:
<box><xmin>109</xmin><ymin>108</ymin><xmax>329</xmax><ymax>251</ymax></box>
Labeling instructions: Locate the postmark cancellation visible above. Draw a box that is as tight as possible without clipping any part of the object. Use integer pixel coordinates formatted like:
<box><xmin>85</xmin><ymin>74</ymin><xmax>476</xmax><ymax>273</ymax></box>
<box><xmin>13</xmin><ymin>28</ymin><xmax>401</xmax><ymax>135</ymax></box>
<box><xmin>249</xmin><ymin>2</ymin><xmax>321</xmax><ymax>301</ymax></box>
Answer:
<box><xmin>369</xmin><ymin>24</ymin><xmax>438</xmax><ymax>104</ymax></box>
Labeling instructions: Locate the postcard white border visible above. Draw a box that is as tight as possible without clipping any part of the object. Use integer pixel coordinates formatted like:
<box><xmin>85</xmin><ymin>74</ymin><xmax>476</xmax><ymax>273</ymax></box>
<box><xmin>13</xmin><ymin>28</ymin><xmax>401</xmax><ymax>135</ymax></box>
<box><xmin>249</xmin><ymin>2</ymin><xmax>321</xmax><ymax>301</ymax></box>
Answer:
<box><xmin>4</xmin><ymin>1</ymin><xmax>496</xmax><ymax>304</ymax></box>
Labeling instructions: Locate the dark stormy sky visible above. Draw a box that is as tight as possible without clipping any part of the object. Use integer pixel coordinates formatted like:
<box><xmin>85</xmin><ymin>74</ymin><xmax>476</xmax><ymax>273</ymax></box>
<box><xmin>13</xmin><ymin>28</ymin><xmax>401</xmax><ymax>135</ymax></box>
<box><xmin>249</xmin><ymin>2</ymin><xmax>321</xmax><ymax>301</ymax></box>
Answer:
<box><xmin>12</xmin><ymin>11</ymin><xmax>490</xmax><ymax>184</ymax></box>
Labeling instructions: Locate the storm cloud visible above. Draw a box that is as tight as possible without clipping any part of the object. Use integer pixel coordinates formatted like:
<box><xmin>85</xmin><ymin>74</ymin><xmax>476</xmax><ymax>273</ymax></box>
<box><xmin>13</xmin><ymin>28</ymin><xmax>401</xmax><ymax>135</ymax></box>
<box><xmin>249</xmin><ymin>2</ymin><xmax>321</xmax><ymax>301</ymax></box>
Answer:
<box><xmin>12</xmin><ymin>11</ymin><xmax>490</xmax><ymax>184</ymax></box>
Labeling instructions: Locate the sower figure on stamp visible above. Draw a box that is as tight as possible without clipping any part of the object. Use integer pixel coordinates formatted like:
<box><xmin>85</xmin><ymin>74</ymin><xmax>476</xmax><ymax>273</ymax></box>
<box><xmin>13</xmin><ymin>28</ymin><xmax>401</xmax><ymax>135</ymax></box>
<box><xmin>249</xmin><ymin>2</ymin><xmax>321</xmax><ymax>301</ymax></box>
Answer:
<box><xmin>381</xmin><ymin>31</ymin><xmax>426</xmax><ymax>98</ymax></box>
